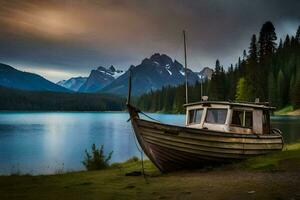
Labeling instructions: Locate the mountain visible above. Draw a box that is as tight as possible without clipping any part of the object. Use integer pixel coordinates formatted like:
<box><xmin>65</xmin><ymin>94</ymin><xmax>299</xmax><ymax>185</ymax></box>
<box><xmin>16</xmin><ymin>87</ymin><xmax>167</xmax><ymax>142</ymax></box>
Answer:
<box><xmin>197</xmin><ymin>67</ymin><xmax>213</xmax><ymax>80</ymax></box>
<box><xmin>78</xmin><ymin>65</ymin><xmax>124</xmax><ymax>93</ymax></box>
<box><xmin>0</xmin><ymin>63</ymin><xmax>69</xmax><ymax>92</ymax></box>
<box><xmin>101</xmin><ymin>53</ymin><xmax>200</xmax><ymax>96</ymax></box>
<box><xmin>57</xmin><ymin>77</ymin><xmax>87</xmax><ymax>92</ymax></box>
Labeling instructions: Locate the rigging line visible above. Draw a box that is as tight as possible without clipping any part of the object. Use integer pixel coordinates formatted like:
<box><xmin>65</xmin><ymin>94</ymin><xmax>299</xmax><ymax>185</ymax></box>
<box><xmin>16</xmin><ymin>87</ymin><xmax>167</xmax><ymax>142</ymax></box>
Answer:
<box><xmin>175</xmin><ymin>30</ymin><xmax>185</xmax><ymax>64</ymax></box>
<box><xmin>139</xmin><ymin>111</ymin><xmax>161</xmax><ymax>123</ymax></box>
<box><xmin>129</xmin><ymin>124</ymin><xmax>149</xmax><ymax>184</ymax></box>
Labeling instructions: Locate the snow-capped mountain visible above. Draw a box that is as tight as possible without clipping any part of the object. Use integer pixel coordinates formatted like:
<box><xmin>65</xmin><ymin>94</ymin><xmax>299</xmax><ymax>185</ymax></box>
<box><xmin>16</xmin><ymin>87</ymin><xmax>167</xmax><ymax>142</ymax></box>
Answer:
<box><xmin>57</xmin><ymin>77</ymin><xmax>87</xmax><ymax>92</ymax></box>
<box><xmin>0</xmin><ymin>63</ymin><xmax>69</xmax><ymax>92</ymax></box>
<box><xmin>78</xmin><ymin>65</ymin><xmax>124</xmax><ymax>93</ymax></box>
<box><xmin>197</xmin><ymin>67</ymin><xmax>213</xmax><ymax>81</ymax></box>
<box><xmin>101</xmin><ymin>53</ymin><xmax>200</xmax><ymax>96</ymax></box>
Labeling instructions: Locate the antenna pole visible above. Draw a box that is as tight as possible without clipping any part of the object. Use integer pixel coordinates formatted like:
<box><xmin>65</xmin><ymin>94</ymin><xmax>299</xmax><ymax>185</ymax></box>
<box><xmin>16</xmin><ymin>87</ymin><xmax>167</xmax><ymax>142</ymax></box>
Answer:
<box><xmin>183</xmin><ymin>30</ymin><xmax>188</xmax><ymax>104</ymax></box>
<box><xmin>201</xmin><ymin>78</ymin><xmax>203</xmax><ymax>99</ymax></box>
<box><xmin>127</xmin><ymin>69</ymin><xmax>132</xmax><ymax>105</ymax></box>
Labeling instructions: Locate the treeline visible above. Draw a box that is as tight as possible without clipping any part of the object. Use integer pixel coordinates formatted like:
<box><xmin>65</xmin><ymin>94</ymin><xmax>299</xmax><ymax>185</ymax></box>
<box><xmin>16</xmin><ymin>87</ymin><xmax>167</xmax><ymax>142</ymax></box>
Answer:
<box><xmin>137</xmin><ymin>21</ymin><xmax>300</xmax><ymax>113</ymax></box>
<box><xmin>0</xmin><ymin>86</ymin><xmax>126</xmax><ymax>111</ymax></box>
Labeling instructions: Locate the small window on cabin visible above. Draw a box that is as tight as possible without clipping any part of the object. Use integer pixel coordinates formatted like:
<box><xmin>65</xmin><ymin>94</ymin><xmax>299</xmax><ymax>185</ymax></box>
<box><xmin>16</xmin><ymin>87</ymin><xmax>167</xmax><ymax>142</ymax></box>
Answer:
<box><xmin>245</xmin><ymin>111</ymin><xmax>253</xmax><ymax>128</ymax></box>
<box><xmin>205</xmin><ymin>109</ymin><xmax>227</xmax><ymax>124</ymax></box>
<box><xmin>263</xmin><ymin>110</ymin><xmax>270</xmax><ymax>134</ymax></box>
<box><xmin>231</xmin><ymin>110</ymin><xmax>253</xmax><ymax>128</ymax></box>
<box><xmin>188</xmin><ymin>109</ymin><xmax>203</xmax><ymax>124</ymax></box>
<box><xmin>231</xmin><ymin>110</ymin><xmax>244</xmax><ymax>126</ymax></box>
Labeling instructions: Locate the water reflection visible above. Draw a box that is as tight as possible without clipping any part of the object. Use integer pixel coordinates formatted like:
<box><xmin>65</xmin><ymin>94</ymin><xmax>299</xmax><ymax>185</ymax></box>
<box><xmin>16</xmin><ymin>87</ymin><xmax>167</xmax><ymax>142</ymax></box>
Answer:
<box><xmin>0</xmin><ymin>112</ymin><xmax>298</xmax><ymax>175</ymax></box>
<box><xmin>271</xmin><ymin>116</ymin><xmax>300</xmax><ymax>143</ymax></box>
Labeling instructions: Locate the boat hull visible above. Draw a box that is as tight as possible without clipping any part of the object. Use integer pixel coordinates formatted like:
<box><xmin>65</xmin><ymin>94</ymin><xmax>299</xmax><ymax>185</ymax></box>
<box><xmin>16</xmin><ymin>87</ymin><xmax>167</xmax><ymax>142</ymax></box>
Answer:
<box><xmin>127</xmin><ymin>105</ymin><xmax>283</xmax><ymax>172</ymax></box>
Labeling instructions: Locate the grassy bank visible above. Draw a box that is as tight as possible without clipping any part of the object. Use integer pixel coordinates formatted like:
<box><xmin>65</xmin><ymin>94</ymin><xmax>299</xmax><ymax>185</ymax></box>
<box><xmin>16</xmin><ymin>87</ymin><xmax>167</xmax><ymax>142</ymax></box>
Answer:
<box><xmin>1</xmin><ymin>143</ymin><xmax>300</xmax><ymax>200</ymax></box>
<box><xmin>274</xmin><ymin>105</ymin><xmax>300</xmax><ymax>116</ymax></box>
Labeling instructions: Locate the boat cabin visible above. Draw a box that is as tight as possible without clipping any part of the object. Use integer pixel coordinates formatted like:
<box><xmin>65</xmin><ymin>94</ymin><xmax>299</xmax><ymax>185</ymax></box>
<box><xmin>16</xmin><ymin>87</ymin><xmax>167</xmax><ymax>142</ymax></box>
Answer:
<box><xmin>184</xmin><ymin>101</ymin><xmax>275</xmax><ymax>134</ymax></box>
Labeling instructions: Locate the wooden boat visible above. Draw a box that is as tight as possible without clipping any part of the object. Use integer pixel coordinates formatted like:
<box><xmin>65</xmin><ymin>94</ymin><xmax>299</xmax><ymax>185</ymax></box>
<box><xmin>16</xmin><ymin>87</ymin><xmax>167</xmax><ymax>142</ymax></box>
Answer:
<box><xmin>127</xmin><ymin>31</ymin><xmax>283</xmax><ymax>172</ymax></box>
<box><xmin>127</xmin><ymin>101</ymin><xmax>283</xmax><ymax>172</ymax></box>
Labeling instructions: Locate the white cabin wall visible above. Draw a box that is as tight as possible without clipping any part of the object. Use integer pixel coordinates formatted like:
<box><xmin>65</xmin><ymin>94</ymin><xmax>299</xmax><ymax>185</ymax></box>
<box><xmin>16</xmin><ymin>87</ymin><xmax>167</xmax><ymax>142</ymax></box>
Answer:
<box><xmin>186</xmin><ymin>105</ymin><xmax>206</xmax><ymax>128</ymax></box>
<box><xmin>253</xmin><ymin>110</ymin><xmax>263</xmax><ymax>134</ymax></box>
<box><xmin>202</xmin><ymin>104</ymin><xmax>230</xmax><ymax>132</ymax></box>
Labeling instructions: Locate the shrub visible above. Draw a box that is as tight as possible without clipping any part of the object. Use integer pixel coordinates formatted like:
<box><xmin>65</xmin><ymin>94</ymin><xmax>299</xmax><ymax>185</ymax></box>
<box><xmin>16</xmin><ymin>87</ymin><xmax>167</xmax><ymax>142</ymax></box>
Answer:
<box><xmin>82</xmin><ymin>144</ymin><xmax>113</xmax><ymax>171</ymax></box>
<box><xmin>125</xmin><ymin>156</ymin><xmax>139</xmax><ymax>163</ymax></box>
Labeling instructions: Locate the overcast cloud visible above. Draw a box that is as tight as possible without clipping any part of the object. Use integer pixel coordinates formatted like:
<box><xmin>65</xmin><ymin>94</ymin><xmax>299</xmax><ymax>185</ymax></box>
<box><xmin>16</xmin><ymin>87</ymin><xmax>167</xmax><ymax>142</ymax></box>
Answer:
<box><xmin>0</xmin><ymin>0</ymin><xmax>299</xmax><ymax>81</ymax></box>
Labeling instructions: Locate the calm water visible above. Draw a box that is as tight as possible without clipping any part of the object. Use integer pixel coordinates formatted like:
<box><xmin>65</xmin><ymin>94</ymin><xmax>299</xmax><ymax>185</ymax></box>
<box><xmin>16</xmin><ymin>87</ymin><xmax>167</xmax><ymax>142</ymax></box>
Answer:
<box><xmin>0</xmin><ymin>112</ymin><xmax>299</xmax><ymax>175</ymax></box>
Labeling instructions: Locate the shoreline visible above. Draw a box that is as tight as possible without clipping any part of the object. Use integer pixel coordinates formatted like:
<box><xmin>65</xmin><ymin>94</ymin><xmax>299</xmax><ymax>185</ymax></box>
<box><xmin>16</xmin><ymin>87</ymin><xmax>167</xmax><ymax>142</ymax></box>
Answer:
<box><xmin>275</xmin><ymin>109</ymin><xmax>300</xmax><ymax>116</ymax></box>
<box><xmin>1</xmin><ymin>143</ymin><xmax>300</xmax><ymax>199</ymax></box>
<box><xmin>0</xmin><ymin>107</ymin><xmax>299</xmax><ymax>116</ymax></box>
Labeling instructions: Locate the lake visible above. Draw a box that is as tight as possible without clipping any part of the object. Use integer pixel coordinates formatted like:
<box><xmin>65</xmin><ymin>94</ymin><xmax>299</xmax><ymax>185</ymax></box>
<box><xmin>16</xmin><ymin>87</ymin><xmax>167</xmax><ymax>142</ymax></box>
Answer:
<box><xmin>0</xmin><ymin>112</ymin><xmax>299</xmax><ymax>175</ymax></box>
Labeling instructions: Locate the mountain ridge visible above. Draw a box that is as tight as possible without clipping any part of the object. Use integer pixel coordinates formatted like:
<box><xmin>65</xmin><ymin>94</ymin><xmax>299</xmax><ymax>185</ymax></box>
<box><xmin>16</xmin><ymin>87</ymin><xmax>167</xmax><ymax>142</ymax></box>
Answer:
<box><xmin>78</xmin><ymin>65</ymin><xmax>124</xmax><ymax>93</ymax></box>
<box><xmin>0</xmin><ymin>63</ymin><xmax>70</xmax><ymax>92</ymax></box>
<box><xmin>100</xmin><ymin>53</ymin><xmax>202</xmax><ymax>96</ymax></box>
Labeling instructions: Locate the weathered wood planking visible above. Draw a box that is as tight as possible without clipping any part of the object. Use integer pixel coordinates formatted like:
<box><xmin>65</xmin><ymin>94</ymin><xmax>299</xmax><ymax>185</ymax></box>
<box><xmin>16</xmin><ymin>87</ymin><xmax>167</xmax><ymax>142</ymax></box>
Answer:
<box><xmin>127</xmin><ymin>105</ymin><xmax>283</xmax><ymax>172</ymax></box>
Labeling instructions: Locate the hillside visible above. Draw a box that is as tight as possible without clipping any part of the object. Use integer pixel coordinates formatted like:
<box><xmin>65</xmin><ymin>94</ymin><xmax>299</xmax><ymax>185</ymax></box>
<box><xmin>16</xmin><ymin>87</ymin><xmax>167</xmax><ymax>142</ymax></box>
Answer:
<box><xmin>0</xmin><ymin>63</ymin><xmax>69</xmax><ymax>92</ymax></box>
<box><xmin>0</xmin><ymin>86</ymin><xmax>125</xmax><ymax>111</ymax></box>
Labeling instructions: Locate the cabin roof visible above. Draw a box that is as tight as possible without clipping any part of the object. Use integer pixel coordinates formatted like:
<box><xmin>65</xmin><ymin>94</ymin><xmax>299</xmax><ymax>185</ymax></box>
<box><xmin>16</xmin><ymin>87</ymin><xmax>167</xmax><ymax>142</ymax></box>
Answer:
<box><xmin>183</xmin><ymin>101</ymin><xmax>276</xmax><ymax>110</ymax></box>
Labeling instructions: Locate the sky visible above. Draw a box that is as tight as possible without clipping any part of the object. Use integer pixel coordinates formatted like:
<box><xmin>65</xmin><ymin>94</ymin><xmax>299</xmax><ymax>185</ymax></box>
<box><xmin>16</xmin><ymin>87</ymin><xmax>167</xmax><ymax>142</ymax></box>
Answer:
<box><xmin>0</xmin><ymin>0</ymin><xmax>300</xmax><ymax>82</ymax></box>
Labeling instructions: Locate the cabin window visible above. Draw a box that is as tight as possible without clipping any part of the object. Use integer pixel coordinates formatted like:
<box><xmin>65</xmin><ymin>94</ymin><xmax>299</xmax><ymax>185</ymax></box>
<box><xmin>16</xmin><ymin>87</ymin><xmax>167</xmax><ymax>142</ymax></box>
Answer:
<box><xmin>262</xmin><ymin>110</ymin><xmax>270</xmax><ymax>134</ymax></box>
<box><xmin>231</xmin><ymin>110</ymin><xmax>253</xmax><ymax>128</ymax></box>
<box><xmin>245</xmin><ymin>111</ymin><xmax>253</xmax><ymax>127</ymax></box>
<box><xmin>231</xmin><ymin>110</ymin><xmax>244</xmax><ymax>126</ymax></box>
<box><xmin>188</xmin><ymin>109</ymin><xmax>203</xmax><ymax>124</ymax></box>
<box><xmin>205</xmin><ymin>109</ymin><xmax>227</xmax><ymax>124</ymax></box>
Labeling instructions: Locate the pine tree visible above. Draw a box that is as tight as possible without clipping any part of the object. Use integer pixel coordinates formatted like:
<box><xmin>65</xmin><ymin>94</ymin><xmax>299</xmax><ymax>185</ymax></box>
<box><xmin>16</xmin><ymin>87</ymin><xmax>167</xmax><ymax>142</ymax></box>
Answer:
<box><xmin>248</xmin><ymin>34</ymin><xmax>258</xmax><ymax>63</ymax></box>
<box><xmin>277</xmin><ymin>70</ymin><xmax>285</xmax><ymax>107</ymax></box>
<box><xmin>268</xmin><ymin>72</ymin><xmax>277</xmax><ymax>106</ymax></box>
<box><xmin>136</xmin><ymin>22</ymin><xmax>300</xmax><ymax>113</ymax></box>
<box><xmin>289</xmin><ymin>74</ymin><xmax>295</xmax><ymax>103</ymax></box>
<box><xmin>283</xmin><ymin>35</ymin><xmax>291</xmax><ymax>48</ymax></box>
<box><xmin>246</xmin><ymin>34</ymin><xmax>259</xmax><ymax>100</ymax></box>
<box><xmin>291</xmin><ymin>69</ymin><xmax>300</xmax><ymax>108</ymax></box>
<box><xmin>209</xmin><ymin>60</ymin><xmax>226</xmax><ymax>100</ymax></box>
<box><xmin>257</xmin><ymin>21</ymin><xmax>277</xmax><ymax>101</ymax></box>
<box><xmin>296</xmin><ymin>25</ymin><xmax>300</xmax><ymax>43</ymax></box>
<box><xmin>235</xmin><ymin>78</ymin><xmax>249</xmax><ymax>101</ymax></box>
<box><xmin>278</xmin><ymin>39</ymin><xmax>283</xmax><ymax>50</ymax></box>
<box><xmin>243</xmin><ymin>50</ymin><xmax>247</xmax><ymax>61</ymax></box>
<box><xmin>258</xmin><ymin>21</ymin><xmax>277</xmax><ymax>61</ymax></box>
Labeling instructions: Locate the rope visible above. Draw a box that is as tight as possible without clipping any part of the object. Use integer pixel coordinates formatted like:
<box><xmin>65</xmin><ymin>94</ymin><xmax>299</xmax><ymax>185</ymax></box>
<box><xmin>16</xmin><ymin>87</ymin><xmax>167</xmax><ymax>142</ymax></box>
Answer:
<box><xmin>138</xmin><ymin>111</ymin><xmax>161</xmax><ymax>123</ymax></box>
<box><xmin>129</xmin><ymin>123</ymin><xmax>149</xmax><ymax>184</ymax></box>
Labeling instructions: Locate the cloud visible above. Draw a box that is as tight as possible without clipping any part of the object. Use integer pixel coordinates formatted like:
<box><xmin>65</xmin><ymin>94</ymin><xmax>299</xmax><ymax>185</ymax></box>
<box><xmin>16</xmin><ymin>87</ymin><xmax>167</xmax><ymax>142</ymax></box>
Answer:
<box><xmin>0</xmin><ymin>0</ymin><xmax>299</xmax><ymax>81</ymax></box>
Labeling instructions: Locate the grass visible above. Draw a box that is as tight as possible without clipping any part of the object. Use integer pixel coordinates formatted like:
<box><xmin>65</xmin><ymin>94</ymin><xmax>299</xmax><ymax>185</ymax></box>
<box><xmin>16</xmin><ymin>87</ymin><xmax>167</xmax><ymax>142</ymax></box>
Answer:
<box><xmin>237</xmin><ymin>142</ymin><xmax>300</xmax><ymax>171</ymax></box>
<box><xmin>1</xmin><ymin>143</ymin><xmax>300</xmax><ymax>200</ymax></box>
<box><xmin>274</xmin><ymin>105</ymin><xmax>294</xmax><ymax>115</ymax></box>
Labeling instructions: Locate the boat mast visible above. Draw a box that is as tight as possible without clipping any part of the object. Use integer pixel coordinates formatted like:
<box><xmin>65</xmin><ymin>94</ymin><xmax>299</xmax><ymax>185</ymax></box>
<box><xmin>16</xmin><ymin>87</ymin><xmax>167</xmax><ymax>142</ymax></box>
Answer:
<box><xmin>183</xmin><ymin>30</ymin><xmax>188</xmax><ymax>104</ymax></box>
<box><xmin>127</xmin><ymin>69</ymin><xmax>132</xmax><ymax>105</ymax></box>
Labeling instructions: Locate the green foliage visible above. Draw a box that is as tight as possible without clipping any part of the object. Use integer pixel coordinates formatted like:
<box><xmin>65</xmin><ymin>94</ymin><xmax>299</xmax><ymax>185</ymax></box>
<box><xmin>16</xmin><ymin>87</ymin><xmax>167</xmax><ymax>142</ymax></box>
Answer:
<box><xmin>291</xmin><ymin>69</ymin><xmax>300</xmax><ymax>108</ymax></box>
<box><xmin>239</xmin><ymin>142</ymin><xmax>300</xmax><ymax>171</ymax></box>
<box><xmin>82</xmin><ymin>144</ymin><xmax>113</xmax><ymax>171</ymax></box>
<box><xmin>209</xmin><ymin>60</ymin><xmax>227</xmax><ymax>100</ymax></box>
<box><xmin>277</xmin><ymin>70</ymin><xmax>286</xmax><ymax>107</ymax></box>
<box><xmin>0</xmin><ymin>86</ymin><xmax>126</xmax><ymax>111</ymax></box>
<box><xmin>274</xmin><ymin>105</ymin><xmax>294</xmax><ymax>115</ymax></box>
<box><xmin>296</xmin><ymin>26</ymin><xmax>300</xmax><ymax>42</ymax></box>
<box><xmin>235</xmin><ymin>78</ymin><xmax>249</xmax><ymax>101</ymax></box>
<box><xmin>268</xmin><ymin>72</ymin><xmax>277</xmax><ymax>106</ymax></box>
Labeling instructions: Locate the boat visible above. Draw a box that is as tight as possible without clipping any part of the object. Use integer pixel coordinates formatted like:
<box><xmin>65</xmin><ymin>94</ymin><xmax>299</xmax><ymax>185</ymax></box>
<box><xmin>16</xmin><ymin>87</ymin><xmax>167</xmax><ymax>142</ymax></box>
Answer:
<box><xmin>127</xmin><ymin>101</ymin><xmax>283</xmax><ymax>172</ymax></box>
<box><xmin>126</xmin><ymin>31</ymin><xmax>283</xmax><ymax>173</ymax></box>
